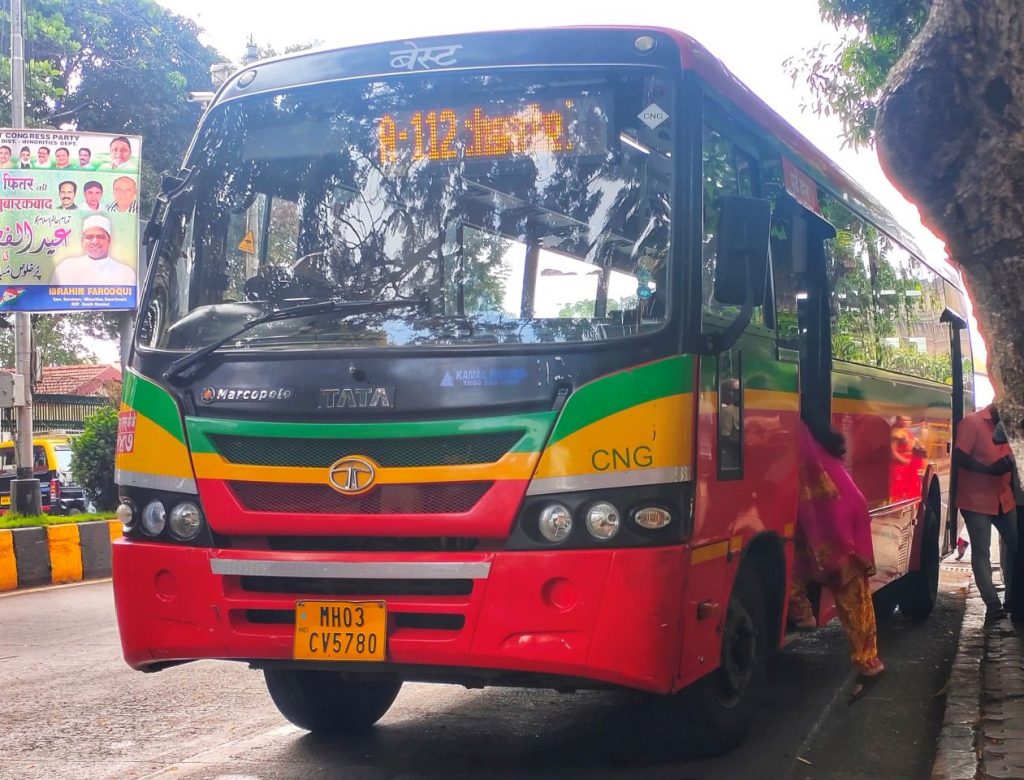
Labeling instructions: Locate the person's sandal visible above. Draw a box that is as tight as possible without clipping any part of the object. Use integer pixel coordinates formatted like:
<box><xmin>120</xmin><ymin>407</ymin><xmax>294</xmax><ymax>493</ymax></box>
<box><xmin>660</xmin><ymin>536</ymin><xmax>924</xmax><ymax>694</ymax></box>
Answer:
<box><xmin>848</xmin><ymin>659</ymin><xmax>886</xmax><ymax>704</ymax></box>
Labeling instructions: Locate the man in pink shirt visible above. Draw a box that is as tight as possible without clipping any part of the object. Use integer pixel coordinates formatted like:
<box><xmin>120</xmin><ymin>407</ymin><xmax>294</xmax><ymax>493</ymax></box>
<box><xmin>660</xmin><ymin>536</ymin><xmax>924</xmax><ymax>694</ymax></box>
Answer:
<box><xmin>955</xmin><ymin>403</ymin><xmax>1017</xmax><ymax>621</ymax></box>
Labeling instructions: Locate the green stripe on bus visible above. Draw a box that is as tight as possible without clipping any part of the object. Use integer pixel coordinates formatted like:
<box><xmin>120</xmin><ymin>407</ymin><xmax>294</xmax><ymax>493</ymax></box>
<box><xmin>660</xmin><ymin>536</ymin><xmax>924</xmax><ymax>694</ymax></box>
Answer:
<box><xmin>185</xmin><ymin>411</ymin><xmax>556</xmax><ymax>454</ymax></box>
<box><xmin>833</xmin><ymin>368</ymin><xmax>951</xmax><ymax>409</ymax></box>
<box><xmin>696</xmin><ymin>336</ymin><xmax>799</xmax><ymax>395</ymax></box>
<box><xmin>745</xmin><ymin>354</ymin><xmax>799</xmax><ymax>393</ymax></box>
<box><xmin>546</xmin><ymin>355</ymin><xmax>692</xmax><ymax>446</ymax></box>
<box><xmin>122</xmin><ymin>370</ymin><xmax>185</xmax><ymax>444</ymax></box>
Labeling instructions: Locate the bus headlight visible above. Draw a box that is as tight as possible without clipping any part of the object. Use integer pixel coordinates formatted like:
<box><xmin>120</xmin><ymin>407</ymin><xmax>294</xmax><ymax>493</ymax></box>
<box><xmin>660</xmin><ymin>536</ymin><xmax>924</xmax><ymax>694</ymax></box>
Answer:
<box><xmin>168</xmin><ymin>501</ymin><xmax>203</xmax><ymax>541</ymax></box>
<box><xmin>538</xmin><ymin>503</ymin><xmax>573</xmax><ymax>543</ymax></box>
<box><xmin>586</xmin><ymin>502</ymin><xmax>620</xmax><ymax>540</ymax></box>
<box><xmin>140</xmin><ymin>501</ymin><xmax>167</xmax><ymax>536</ymax></box>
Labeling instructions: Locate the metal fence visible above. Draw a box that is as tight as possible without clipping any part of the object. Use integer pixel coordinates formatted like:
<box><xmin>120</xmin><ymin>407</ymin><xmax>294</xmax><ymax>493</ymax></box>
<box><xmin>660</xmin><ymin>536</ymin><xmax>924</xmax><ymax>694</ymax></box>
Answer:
<box><xmin>0</xmin><ymin>394</ymin><xmax>114</xmax><ymax>438</ymax></box>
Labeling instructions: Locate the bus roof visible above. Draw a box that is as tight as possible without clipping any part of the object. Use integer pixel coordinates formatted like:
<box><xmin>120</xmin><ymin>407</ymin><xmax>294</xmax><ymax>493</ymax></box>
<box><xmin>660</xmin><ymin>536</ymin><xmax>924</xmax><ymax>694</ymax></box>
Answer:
<box><xmin>211</xmin><ymin>26</ymin><xmax>960</xmax><ymax>288</ymax></box>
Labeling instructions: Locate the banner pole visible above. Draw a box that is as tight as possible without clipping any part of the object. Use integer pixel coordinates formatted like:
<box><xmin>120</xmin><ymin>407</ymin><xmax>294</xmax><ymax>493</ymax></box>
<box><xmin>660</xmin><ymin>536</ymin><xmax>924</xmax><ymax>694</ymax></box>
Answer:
<box><xmin>10</xmin><ymin>0</ymin><xmax>41</xmax><ymax>515</ymax></box>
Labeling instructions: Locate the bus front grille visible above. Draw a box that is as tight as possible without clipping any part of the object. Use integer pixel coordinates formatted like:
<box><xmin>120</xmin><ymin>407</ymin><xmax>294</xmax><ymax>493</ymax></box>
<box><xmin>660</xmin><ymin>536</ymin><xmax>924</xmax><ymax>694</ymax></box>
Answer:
<box><xmin>228</xmin><ymin>481</ymin><xmax>492</xmax><ymax>514</ymax></box>
<box><xmin>209</xmin><ymin>430</ymin><xmax>524</xmax><ymax>468</ymax></box>
<box><xmin>239</xmin><ymin>575</ymin><xmax>474</xmax><ymax>597</ymax></box>
<box><xmin>264</xmin><ymin>536</ymin><xmax>481</xmax><ymax>553</ymax></box>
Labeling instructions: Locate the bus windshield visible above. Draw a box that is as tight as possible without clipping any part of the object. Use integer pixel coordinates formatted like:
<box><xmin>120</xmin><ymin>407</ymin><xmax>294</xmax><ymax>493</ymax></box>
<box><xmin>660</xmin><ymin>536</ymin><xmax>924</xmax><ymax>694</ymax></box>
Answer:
<box><xmin>142</xmin><ymin>67</ymin><xmax>674</xmax><ymax>351</ymax></box>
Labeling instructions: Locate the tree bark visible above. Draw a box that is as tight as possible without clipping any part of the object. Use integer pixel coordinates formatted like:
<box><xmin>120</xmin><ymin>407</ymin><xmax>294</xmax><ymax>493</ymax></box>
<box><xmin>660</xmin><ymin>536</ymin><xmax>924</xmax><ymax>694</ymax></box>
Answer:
<box><xmin>875</xmin><ymin>0</ymin><xmax>1024</xmax><ymax>452</ymax></box>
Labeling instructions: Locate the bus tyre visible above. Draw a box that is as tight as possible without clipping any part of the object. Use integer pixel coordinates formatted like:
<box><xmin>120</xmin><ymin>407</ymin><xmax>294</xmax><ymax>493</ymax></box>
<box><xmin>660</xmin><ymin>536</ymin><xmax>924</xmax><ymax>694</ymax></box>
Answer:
<box><xmin>898</xmin><ymin>502</ymin><xmax>941</xmax><ymax>620</ymax></box>
<box><xmin>872</xmin><ymin>584</ymin><xmax>898</xmax><ymax>623</ymax></box>
<box><xmin>264</xmin><ymin>669</ymin><xmax>402</xmax><ymax>734</ymax></box>
<box><xmin>674</xmin><ymin>569</ymin><xmax>767</xmax><ymax>757</ymax></box>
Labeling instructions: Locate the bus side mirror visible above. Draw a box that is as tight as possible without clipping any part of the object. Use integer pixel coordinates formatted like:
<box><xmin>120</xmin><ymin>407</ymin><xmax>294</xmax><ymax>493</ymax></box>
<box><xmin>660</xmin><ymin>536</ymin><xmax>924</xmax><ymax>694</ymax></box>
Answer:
<box><xmin>713</xmin><ymin>196</ymin><xmax>772</xmax><ymax>306</ymax></box>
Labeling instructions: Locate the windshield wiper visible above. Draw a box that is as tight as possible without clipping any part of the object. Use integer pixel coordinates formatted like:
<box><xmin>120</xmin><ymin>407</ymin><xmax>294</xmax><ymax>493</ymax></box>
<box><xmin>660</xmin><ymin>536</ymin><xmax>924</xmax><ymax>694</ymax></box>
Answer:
<box><xmin>163</xmin><ymin>297</ymin><xmax>427</xmax><ymax>383</ymax></box>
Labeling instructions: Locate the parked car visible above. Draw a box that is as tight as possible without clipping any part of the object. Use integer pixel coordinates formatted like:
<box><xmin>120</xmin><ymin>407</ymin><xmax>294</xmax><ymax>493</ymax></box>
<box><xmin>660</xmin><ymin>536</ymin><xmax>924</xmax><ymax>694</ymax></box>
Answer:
<box><xmin>0</xmin><ymin>436</ymin><xmax>88</xmax><ymax>514</ymax></box>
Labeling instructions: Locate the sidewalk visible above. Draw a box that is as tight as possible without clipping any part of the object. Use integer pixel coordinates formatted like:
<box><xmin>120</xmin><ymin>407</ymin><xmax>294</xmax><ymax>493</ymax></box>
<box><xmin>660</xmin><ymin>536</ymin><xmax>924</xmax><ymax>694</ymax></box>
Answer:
<box><xmin>933</xmin><ymin>542</ymin><xmax>1024</xmax><ymax>780</ymax></box>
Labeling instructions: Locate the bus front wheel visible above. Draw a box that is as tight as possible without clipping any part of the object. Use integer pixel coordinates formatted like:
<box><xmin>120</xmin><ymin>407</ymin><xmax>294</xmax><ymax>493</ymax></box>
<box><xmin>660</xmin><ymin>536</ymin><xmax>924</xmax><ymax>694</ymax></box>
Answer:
<box><xmin>897</xmin><ymin>501</ymin><xmax>941</xmax><ymax>620</ymax></box>
<box><xmin>671</xmin><ymin>568</ymin><xmax>768</xmax><ymax>757</ymax></box>
<box><xmin>264</xmin><ymin>669</ymin><xmax>402</xmax><ymax>734</ymax></box>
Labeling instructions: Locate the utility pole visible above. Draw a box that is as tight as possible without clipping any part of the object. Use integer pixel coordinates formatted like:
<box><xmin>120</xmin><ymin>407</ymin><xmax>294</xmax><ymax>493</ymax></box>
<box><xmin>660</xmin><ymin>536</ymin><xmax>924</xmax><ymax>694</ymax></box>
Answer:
<box><xmin>9</xmin><ymin>0</ymin><xmax>41</xmax><ymax>515</ymax></box>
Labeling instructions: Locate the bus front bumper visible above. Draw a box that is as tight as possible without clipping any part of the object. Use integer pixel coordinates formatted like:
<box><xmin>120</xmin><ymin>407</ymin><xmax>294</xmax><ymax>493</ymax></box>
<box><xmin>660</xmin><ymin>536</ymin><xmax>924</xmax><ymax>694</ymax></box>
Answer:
<box><xmin>112</xmin><ymin>539</ymin><xmax>687</xmax><ymax>693</ymax></box>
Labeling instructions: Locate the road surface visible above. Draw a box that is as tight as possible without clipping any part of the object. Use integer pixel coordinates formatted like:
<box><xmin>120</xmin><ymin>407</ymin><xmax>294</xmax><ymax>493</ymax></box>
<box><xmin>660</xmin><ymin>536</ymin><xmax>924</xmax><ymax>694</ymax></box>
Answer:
<box><xmin>0</xmin><ymin>564</ymin><xmax>971</xmax><ymax>779</ymax></box>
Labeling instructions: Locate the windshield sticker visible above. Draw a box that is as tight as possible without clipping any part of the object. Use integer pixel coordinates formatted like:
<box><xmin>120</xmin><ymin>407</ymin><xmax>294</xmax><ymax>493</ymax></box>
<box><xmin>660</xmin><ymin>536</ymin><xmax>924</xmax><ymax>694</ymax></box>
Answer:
<box><xmin>237</xmin><ymin>230</ymin><xmax>255</xmax><ymax>254</ymax></box>
<box><xmin>638</xmin><ymin>103</ymin><xmax>668</xmax><ymax>130</ymax></box>
<box><xmin>440</xmin><ymin>368</ymin><xmax>528</xmax><ymax>388</ymax></box>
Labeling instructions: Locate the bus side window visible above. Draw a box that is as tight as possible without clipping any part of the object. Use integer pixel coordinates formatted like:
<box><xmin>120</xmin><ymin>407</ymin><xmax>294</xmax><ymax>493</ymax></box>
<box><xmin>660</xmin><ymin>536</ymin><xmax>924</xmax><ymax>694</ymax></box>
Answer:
<box><xmin>702</xmin><ymin>126</ymin><xmax>764</xmax><ymax>327</ymax></box>
<box><xmin>945</xmin><ymin>280</ymin><xmax>975</xmax><ymax>397</ymax></box>
<box><xmin>138</xmin><ymin>205</ymin><xmax>195</xmax><ymax>349</ymax></box>
<box><xmin>876</xmin><ymin>253</ymin><xmax>952</xmax><ymax>383</ymax></box>
<box><xmin>718</xmin><ymin>350</ymin><xmax>743</xmax><ymax>477</ymax></box>
<box><xmin>820</xmin><ymin>193</ymin><xmax>880</xmax><ymax>366</ymax></box>
<box><xmin>769</xmin><ymin>206</ymin><xmax>800</xmax><ymax>346</ymax></box>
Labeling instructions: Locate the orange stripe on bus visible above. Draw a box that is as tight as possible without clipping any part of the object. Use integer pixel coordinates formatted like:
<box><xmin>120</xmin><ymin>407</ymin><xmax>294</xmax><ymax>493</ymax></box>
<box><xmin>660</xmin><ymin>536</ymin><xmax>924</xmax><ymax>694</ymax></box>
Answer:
<box><xmin>691</xmin><ymin>540</ymin><xmax>729</xmax><ymax>566</ymax></box>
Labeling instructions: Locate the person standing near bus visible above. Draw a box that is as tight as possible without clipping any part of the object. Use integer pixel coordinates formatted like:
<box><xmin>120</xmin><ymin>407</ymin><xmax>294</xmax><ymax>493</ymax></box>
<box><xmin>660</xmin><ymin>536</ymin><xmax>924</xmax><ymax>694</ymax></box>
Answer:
<box><xmin>890</xmin><ymin>415</ymin><xmax>926</xmax><ymax>501</ymax></box>
<box><xmin>955</xmin><ymin>403</ymin><xmax>1017</xmax><ymax>621</ymax></box>
<box><xmin>788</xmin><ymin>414</ymin><xmax>885</xmax><ymax>697</ymax></box>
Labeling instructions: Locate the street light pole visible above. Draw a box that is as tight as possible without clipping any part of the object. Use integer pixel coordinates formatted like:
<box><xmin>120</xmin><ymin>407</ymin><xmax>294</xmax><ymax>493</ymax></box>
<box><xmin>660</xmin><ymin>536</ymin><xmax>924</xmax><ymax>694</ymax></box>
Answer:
<box><xmin>9</xmin><ymin>0</ymin><xmax>41</xmax><ymax>515</ymax></box>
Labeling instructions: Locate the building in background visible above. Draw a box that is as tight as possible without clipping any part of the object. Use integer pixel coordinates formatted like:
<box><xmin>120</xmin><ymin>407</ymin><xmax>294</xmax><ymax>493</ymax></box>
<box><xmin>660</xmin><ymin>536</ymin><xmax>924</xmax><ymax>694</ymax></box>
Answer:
<box><xmin>0</xmin><ymin>364</ymin><xmax>120</xmax><ymax>439</ymax></box>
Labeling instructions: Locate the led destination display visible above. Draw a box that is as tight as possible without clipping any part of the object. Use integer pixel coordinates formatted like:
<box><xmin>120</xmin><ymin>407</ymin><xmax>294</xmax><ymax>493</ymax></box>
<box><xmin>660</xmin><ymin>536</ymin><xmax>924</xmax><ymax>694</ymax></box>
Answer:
<box><xmin>377</xmin><ymin>93</ymin><xmax>610</xmax><ymax>165</ymax></box>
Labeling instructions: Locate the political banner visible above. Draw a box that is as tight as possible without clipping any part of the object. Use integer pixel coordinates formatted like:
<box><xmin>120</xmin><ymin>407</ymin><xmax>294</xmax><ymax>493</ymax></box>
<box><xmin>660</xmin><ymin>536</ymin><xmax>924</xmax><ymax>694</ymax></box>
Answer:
<box><xmin>0</xmin><ymin>129</ymin><xmax>142</xmax><ymax>312</ymax></box>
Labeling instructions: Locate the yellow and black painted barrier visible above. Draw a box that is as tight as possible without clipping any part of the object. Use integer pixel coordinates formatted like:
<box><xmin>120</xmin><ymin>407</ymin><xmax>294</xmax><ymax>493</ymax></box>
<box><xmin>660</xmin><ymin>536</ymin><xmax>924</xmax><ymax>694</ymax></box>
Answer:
<box><xmin>0</xmin><ymin>520</ymin><xmax>121</xmax><ymax>592</ymax></box>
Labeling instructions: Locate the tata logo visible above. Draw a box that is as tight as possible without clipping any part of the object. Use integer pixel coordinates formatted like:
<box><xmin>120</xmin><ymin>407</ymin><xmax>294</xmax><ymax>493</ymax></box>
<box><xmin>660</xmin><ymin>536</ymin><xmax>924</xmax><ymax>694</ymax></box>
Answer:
<box><xmin>328</xmin><ymin>456</ymin><xmax>377</xmax><ymax>495</ymax></box>
<box><xmin>319</xmin><ymin>387</ymin><xmax>394</xmax><ymax>409</ymax></box>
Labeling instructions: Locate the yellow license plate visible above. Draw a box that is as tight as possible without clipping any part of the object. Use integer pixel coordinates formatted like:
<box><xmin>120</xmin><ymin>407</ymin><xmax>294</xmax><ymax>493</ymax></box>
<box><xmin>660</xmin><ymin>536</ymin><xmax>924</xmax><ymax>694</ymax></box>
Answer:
<box><xmin>1</xmin><ymin>496</ymin><xmax>9</xmax><ymax>506</ymax></box>
<box><xmin>293</xmin><ymin>600</ymin><xmax>387</xmax><ymax>662</ymax></box>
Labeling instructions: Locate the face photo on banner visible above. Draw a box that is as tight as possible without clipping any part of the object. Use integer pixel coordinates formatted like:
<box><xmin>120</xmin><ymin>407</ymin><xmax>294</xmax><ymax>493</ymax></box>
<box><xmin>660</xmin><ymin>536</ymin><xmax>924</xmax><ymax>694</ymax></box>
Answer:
<box><xmin>0</xmin><ymin>128</ymin><xmax>142</xmax><ymax>312</ymax></box>
<box><xmin>50</xmin><ymin>213</ymin><xmax>136</xmax><ymax>286</ymax></box>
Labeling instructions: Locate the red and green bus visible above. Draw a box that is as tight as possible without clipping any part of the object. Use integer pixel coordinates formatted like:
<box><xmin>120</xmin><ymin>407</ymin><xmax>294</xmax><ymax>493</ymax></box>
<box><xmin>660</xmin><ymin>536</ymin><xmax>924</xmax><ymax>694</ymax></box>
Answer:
<box><xmin>113</xmin><ymin>26</ymin><xmax>971</xmax><ymax>754</ymax></box>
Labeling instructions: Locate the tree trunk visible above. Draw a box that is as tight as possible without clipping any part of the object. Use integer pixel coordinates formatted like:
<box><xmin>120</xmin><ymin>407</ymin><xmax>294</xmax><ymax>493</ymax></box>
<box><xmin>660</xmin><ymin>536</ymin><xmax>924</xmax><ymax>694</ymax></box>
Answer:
<box><xmin>875</xmin><ymin>0</ymin><xmax>1024</xmax><ymax>454</ymax></box>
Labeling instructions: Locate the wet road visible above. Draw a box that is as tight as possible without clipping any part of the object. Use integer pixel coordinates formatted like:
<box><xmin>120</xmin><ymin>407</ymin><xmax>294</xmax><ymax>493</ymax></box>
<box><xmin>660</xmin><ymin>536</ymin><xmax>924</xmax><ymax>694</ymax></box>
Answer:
<box><xmin>0</xmin><ymin>564</ymin><xmax>970</xmax><ymax>779</ymax></box>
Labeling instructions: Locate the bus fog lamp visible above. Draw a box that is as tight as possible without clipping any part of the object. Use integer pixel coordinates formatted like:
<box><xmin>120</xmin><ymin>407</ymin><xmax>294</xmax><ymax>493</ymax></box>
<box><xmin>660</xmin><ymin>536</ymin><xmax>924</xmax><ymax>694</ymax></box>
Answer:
<box><xmin>140</xmin><ymin>501</ymin><xmax>167</xmax><ymax>536</ymax></box>
<box><xmin>168</xmin><ymin>502</ymin><xmax>203</xmax><ymax>540</ymax></box>
<box><xmin>586</xmin><ymin>502</ymin><xmax>620</xmax><ymax>540</ymax></box>
<box><xmin>116</xmin><ymin>502</ymin><xmax>134</xmax><ymax>530</ymax></box>
<box><xmin>538</xmin><ymin>503</ymin><xmax>573</xmax><ymax>543</ymax></box>
<box><xmin>633</xmin><ymin>506</ymin><xmax>672</xmax><ymax>530</ymax></box>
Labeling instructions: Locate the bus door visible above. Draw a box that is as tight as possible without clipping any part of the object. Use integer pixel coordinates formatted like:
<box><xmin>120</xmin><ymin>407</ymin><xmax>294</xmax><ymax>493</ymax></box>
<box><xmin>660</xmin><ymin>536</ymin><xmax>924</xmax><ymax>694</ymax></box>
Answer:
<box><xmin>695</xmin><ymin>125</ymin><xmax>799</xmax><ymax>551</ymax></box>
<box><xmin>769</xmin><ymin>194</ymin><xmax>838</xmax><ymax>622</ymax></box>
<box><xmin>793</xmin><ymin>209</ymin><xmax>835</xmax><ymax>426</ymax></box>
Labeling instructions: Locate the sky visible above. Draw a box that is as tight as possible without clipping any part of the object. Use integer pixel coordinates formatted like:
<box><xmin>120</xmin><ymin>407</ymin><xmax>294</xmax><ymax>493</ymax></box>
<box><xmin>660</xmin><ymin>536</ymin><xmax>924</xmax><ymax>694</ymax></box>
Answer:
<box><xmin>137</xmin><ymin>0</ymin><xmax>991</xmax><ymax>399</ymax></box>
